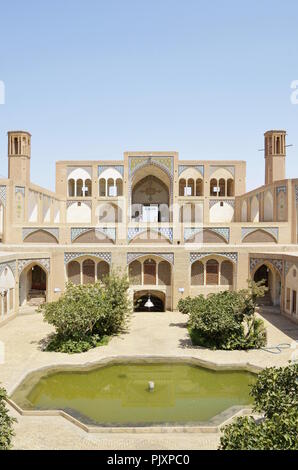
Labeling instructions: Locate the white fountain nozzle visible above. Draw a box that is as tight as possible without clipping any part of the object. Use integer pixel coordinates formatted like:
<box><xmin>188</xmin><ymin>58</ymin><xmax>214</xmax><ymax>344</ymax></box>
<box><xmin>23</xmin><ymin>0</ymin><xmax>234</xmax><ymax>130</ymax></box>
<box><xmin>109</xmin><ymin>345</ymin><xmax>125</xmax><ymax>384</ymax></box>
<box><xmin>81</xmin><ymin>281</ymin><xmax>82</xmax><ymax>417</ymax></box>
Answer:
<box><xmin>148</xmin><ymin>381</ymin><xmax>155</xmax><ymax>391</ymax></box>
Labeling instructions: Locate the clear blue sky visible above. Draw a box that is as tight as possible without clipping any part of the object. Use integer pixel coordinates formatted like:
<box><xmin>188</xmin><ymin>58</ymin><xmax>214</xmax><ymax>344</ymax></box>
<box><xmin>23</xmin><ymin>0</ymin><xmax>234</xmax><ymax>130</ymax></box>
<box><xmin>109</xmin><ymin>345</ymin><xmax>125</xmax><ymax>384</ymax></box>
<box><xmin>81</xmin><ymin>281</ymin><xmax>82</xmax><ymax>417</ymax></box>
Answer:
<box><xmin>0</xmin><ymin>0</ymin><xmax>298</xmax><ymax>191</ymax></box>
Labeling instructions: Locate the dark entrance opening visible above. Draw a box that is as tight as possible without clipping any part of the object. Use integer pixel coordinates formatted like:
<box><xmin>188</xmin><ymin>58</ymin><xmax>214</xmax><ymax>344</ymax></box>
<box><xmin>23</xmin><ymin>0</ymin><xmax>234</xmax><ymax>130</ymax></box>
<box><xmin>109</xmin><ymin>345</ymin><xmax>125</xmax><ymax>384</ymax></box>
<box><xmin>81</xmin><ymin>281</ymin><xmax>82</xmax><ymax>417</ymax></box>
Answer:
<box><xmin>254</xmin><ymin>264</ymin><xmax>269</xmax><ymax>287</ymax></box>
<box><xmin>134</xmin><ymin>292</ymin><xmax>165</xmax><ymax>312</ymax></box>
<box><xmin>254</xmin><ymin>264</ymin><xmax>271</xmax><ymax>305</ymax></box>
<box><xmin>31</xmin><ymin>265</ymin><xmax>47</xmax><ymax>290</ymax></box>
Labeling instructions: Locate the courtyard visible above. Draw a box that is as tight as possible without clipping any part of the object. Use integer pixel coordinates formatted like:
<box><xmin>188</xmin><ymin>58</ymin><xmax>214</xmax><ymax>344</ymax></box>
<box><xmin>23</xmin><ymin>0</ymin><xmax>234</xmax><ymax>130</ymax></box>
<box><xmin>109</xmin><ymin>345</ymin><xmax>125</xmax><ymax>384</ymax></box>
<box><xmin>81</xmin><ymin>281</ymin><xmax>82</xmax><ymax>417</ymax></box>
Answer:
<box><xmin>0</xmin><ymin>308</ymin><xmax>297</xmax><ymax>450</ymax></box>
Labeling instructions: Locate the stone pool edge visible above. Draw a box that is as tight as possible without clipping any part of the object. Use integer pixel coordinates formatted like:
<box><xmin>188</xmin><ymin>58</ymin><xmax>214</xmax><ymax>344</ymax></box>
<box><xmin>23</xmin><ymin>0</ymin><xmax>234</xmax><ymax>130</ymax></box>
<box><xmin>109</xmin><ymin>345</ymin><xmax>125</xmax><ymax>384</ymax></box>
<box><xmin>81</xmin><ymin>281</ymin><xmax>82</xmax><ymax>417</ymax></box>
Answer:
<box><xmin>6</xmin><ymin>354</ymin><xmax>262</xmax><ymax>434</ymax></box>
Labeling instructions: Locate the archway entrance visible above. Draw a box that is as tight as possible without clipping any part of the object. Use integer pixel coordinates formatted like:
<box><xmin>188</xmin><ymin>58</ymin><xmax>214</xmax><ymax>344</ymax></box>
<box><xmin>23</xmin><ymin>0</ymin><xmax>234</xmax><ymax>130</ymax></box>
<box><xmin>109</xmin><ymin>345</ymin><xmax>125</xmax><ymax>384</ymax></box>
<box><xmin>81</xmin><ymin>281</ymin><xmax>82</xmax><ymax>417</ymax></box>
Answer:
<box><xmin>253</xmin><ymin>264</ymin><xmax>281</xmax><ymax>306</ymax></box>
<box><xmin>19</xmin><ymin>264</ymin><xmax>47</xmax><ymax>307</ymax></box>
<box><xmin>131</xmin><ymin>167</ymin><xmax>171</xmax><ymax>223</ymax></box>
<box><xmin>134</xmin><ymin>291</ymin><xmax>165</xmax><ymax>312</ymax></box>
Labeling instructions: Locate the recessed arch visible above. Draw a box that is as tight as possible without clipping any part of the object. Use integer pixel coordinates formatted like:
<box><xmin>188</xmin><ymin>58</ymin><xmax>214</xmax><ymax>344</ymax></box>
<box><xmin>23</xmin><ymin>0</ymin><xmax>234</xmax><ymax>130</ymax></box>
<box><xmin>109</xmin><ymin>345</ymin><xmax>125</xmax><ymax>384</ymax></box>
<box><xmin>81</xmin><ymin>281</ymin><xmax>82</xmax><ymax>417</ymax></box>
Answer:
<box><xmin>129</xmin><ymin>229</ymin><xmax>171</xmax><ymax>244</ymax></box>
<box><xmin>0</xmin><ymin>266</ymin><xmax>16</xmax><ymax>318</ymax></box>
<box><xmin>129</xmin><ymin>260</ymin><xmax>142</xmax><ymax>285</ymax></box>
<box><xmin>277</xmin><ymin>191</ymin><xmax>287</xmax><ymax>221</ymax></box>
<box><xmin>24</xmin><ymin>229</ymin><xmax>58</xmax><ymax>244</ymax></box>
<box><xmin>158</xmin><ymin>260</ymin><xmax>171</xmax><ymax>286</ymax></box>
<box><xmin>19</xmin><ymin>263</ymin><xmax>48</xmax><ymax>307</ymax></box>
<box><xmin>221</xmin><ymin>260</ymin><xmax>234</xmax><ymax>286</ymax></box>
<box><xmin>131</xmin><ymin>173</ymin><xmax>170</xmax><ymax>222</ymax></box>
<box><xmin>206</xmin><ymin>259</ymin><xmax>219</xmax><ymax>285</ymax></box>
<box><xmin>264</xmin><ymin>191</ymin><xmax>274</xmax><ymax>222</ymax></box>
<box><xmin>241</xmin><ymin>200</ymin><xmax>248</xmax><ymax>222</ymax></box>
<box><xmin>128</xmin><ymin>255</ymin><xmax>172</xmax><ymax>288</ymax></box>
<box><xmin>67</xmin><ymin>261</ymin><xmax>80</xmax><ymax>285</ymax></box>
<box><xmin>130</xmin><ymin>163</ymin><xmax>172</xmax><ymax>221</ymax></box>
<box><xmin>243</xmin><ymin>229</ymin><xmax>277</xmax><ymax>244</ymax></box>
<box><xmin>253</xmin><ymin>262</ymin><xmax>281</xmax><ymax>306</ymax></box>
<box><xmin>251</xmin><ymin>196</ymin><xmax>259</xmax><ymax>222</ymax></box>
<box><xmin>82</xmin><ymin>259</ymin><xmax>95</xmax><ymax>284</ymax></box>
<box><xmin>97</xmin><ymin>203</ymin><xmax>122</xmax><ymax>223</ymax></box>
<box><xmin>67</xmin><ymin>201</ymin><xmax>92</xmax><ymax>223</ymax></box>
<box><xmin>72</xmin><ymin>229</ymin><xmax>114</xmax><ymax>244</ymax></box>
<box><xmin>187</xmin><ymin>229</ymin><xmax>228</xmax><ymax>244</ymax></box>
<box><xmin>191</xmin><ymin>260</ymin><xmax>204</xmax><ymax>286</ymax></box>
<box><xmin>134</xmin><ymin>290</ymin><xmax>165</xmax><ymax>312</ymax></box>
<box><xmin>209</xmin><ymin>201</ymin><xmax>234</xmax><ymax>223</ymax></box>
<box><xmin>66</xmin><ymin>256</ymin><xmax>110</xmax><ymax>285</ymax></box>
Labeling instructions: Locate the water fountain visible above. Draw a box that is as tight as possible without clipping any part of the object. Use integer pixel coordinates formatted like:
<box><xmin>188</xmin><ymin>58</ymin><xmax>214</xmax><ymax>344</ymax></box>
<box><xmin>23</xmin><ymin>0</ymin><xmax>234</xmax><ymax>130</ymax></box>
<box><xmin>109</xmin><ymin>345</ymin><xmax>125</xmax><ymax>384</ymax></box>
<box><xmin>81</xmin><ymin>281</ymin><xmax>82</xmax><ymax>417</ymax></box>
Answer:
<box><xmin>148</xmin><ymin>381</ymin><xmax>155</xmax><ymax>391</ymax></box>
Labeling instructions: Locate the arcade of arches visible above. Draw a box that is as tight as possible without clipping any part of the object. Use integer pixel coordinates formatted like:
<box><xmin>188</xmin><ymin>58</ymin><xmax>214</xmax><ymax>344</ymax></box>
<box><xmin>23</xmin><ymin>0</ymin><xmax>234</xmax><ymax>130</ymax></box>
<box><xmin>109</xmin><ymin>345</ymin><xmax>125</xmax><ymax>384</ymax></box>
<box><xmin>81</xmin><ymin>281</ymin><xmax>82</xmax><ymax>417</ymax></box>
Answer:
<box><xmin>129</xmin><ymin>258</ymin><xmax>171</xmax><ymax>286</ymax></box>
<box><xmin>129</xmin><ymin>257</ymin><xmax>172</xmax><ymax>312</ymax></box>
<box><xmin>191</xmin><ymin>259</ymin><xmax>234</xmax><ymax>286</ymax></box>
<box><xmin>67</xmin><ymin>259</ymin><xmax>110</xmax><ymax>285</ymax></box>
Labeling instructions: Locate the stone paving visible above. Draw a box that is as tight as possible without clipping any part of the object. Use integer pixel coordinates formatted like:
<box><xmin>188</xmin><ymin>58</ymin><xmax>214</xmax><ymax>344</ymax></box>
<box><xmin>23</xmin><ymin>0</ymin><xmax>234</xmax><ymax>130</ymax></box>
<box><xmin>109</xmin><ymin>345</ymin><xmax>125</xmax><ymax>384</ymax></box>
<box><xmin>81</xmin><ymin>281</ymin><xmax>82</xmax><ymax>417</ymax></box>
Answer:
<box><xmin>0</xmin><ymin>308</ymin><xmax>297</xmax><ymax>450</ymax></box>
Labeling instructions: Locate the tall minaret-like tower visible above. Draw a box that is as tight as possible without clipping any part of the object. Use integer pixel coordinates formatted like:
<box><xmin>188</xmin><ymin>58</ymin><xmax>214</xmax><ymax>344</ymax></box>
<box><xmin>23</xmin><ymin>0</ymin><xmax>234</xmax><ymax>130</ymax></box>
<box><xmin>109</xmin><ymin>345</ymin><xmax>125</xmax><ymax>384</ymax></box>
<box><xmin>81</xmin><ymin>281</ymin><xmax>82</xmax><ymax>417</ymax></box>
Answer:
<box><xmin>264</xmin><ymin>130</ymin><xmax>286</xmax><ymax>185</ymax></box>
<box><xmin>8</xmin><ymin>130</ymin><xmax>31</xmax><ymax>185</ymax></box>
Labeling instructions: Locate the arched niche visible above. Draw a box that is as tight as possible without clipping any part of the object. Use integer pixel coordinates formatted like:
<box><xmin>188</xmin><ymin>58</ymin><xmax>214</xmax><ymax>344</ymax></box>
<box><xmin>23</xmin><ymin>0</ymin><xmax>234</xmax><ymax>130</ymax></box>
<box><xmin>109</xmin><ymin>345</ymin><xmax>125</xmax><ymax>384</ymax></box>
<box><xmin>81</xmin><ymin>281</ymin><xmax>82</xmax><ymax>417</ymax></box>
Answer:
<box><xmin>251</xmin><ymin>196</ymin><xmax>259</xmax><ymax>222</ymax></box>
<box><xmin>243</xmin><ymin>229</ymin><xmax>277</xmax><ymax>244</ymax></box>
<box><xmin>264</xmin><ymin>191</ymin><xmax>274</xmax><ymax>222</ymax></box>
<box><xmin>73</xmin><ymin>229</ymin><xmax>114</xmax><ymax>244</ymax></box>
<box><xmin>209</xmin><ymin>202</ymin><xmax>234</xmax><ymax>223</ymax></box>
<box><xmin>24</xmin><ymin>230</ymin><xmax>58</xmax><ymax>244</ymax></box>
<box><xmin>241</xmin><ymin>200</ymin><xmax>247</xmax><ymax>222</ymax></box>
<box><xmin>187</xmin><ymin>229</ymin><xmax>228</xmax><ymax>244</ymax></box>
<box><xmin>67</xmin><ymin>202</ymin><xmax>92</xmax><ymax>223</ymax></box>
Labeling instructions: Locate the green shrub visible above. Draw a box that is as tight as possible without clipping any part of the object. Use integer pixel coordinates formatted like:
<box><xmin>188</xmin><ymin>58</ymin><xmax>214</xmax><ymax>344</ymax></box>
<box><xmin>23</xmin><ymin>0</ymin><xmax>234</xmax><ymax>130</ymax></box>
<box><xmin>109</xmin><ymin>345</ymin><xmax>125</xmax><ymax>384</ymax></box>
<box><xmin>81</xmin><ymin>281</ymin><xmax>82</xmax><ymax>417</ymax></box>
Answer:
<box><xmin>179</xmin><ymin>281</ymin><xmax>267</xmax><ymax>350</ymax></box>
<box><xmin>39</xmin><ymin>271</ymin><xmax>131</xmax><ymax>353</ymax></box>
<box><xmin>250</xmin><ymin>363</ymin><xmax>298</xmax><ymax>418</ymax></box>
<box><xmin>94</xmin><ymin>271</ymin><xmax>131</xmax><ymax>337</ymax></box>
<box><xmin>0</xmin><ymin>386</ymin><xmax>16</xmax><ymax>450</ymax></box>
<box><xmin>219</xmin><ymin>364</ymin><xmax>298</xmax><ymax>450</ymax></box>
<box><xmin>45</xmin><ymin>333</ymin><xmax>110</xmax><ymax>354</ymax></box>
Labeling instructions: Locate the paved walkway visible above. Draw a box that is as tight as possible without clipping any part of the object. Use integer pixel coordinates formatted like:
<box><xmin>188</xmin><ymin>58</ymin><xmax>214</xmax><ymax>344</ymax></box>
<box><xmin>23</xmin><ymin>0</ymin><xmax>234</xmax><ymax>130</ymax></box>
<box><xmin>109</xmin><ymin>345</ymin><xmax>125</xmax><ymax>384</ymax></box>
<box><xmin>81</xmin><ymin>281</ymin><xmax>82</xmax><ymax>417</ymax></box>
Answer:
<box><xmin>0</xmin><ymin>309</ymin><xmax>296</xmax><ymax>450</ymax></box>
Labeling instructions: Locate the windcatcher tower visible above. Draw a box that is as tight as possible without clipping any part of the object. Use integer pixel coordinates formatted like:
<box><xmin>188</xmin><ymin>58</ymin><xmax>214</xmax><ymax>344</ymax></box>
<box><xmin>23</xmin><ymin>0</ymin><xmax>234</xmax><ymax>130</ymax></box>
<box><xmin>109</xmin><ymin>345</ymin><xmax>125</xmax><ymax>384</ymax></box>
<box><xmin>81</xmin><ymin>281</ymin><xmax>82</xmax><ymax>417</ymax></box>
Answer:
<box><xmin>8</xmin><ymin>130</ymin><xmax>31</xmax><ymax>185</ymax></box>
<box><xmin>264</xmin><ymin>130</ymin><xmax>286</xmax><ymax>185</ymax></box>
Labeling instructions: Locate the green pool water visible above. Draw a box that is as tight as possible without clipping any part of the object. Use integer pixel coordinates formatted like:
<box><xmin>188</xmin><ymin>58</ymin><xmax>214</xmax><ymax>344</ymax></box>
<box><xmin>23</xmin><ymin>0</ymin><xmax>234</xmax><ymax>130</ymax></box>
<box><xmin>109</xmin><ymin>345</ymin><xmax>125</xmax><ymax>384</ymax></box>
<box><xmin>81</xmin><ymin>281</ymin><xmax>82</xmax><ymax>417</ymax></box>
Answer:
<box><xmin>11</xmin><ymin>363</ymin><xmax>256</xmax><ymax>426</ymax></box>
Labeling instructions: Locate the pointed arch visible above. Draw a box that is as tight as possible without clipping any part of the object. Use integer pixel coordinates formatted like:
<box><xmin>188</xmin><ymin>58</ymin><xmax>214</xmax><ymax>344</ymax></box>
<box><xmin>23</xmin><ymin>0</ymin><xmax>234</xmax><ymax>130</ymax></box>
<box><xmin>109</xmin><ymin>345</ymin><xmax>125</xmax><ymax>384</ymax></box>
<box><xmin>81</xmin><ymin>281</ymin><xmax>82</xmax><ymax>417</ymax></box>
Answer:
<box><xmin>251</xmin><ymin>196</ymin><xmax>259</xmax><ymax>222</ymax></box>
<box><xmin>243</xmin><ymin>229</ymin><xmax>277</xmax><ymax>244</ymax></box>
<box><xmin>264</xmin><ymin>191</ymin><xmax>274</xmax><ymax>222</ymax></box>
<box><xmin>241</xmin><ymin>200</ymin><xmax>247</xmax><ymax>222</ymax></box>
<box><xmin>24</xmin><ymin>229</ymin><xmax>58</xmax><ymax>244</ymax></box>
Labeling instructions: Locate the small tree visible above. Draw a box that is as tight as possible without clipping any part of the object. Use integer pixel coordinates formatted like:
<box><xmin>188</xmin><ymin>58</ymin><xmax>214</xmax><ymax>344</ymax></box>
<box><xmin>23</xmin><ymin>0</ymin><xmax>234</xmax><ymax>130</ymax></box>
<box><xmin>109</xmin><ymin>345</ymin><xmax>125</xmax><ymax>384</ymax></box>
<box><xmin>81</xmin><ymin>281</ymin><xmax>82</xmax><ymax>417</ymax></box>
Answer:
<box><xmin>0</xmin><ymin>386</ymin><xmax>16</xmax><ymax>450</ymax></box>
<box><xmin>94</xmin><ymin>270</ymin><xmax>131</xmax><ymax>337</ymax></box>
<box><xmin>178</xmin><ymin>281</ymin><xmax>267</xmax><ymax>350</ymax></box>
<box><xmin>219</xmin><ymin>364</ymin><xmax>298</xmax><ymax>450</ymax></box>
<box><xmin>39</xmin><ymin>271</ymin><xmax>131</xmax><ymax>353</ymax></box>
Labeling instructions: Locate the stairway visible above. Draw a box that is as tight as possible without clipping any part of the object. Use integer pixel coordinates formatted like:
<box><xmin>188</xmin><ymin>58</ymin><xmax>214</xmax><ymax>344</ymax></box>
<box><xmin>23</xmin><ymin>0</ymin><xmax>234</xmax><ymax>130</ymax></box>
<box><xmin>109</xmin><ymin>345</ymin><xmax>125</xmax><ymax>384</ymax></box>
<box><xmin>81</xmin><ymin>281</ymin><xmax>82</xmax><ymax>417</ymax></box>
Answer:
<box><xmin>27</xmin><ymin>289</ymin><xmax>46</xmax><ymax>307</ymax></box>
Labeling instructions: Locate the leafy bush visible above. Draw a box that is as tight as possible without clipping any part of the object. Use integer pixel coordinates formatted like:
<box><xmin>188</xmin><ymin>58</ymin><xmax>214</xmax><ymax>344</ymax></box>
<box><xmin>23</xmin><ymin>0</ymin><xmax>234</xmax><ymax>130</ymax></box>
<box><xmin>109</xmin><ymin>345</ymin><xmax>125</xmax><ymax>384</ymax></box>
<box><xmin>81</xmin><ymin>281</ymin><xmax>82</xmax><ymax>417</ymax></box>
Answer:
<box><xmin>0</xmin><ymin>386</ymin><xmax>16</xmax><ymax>450</ymax></box>
<box><xmin>178</xmin><ymin>281</ymin><xmax>267</xmax><ymax>350</ymax></box>
<box><xmin>39</xmin><ymin>271</ymin><xmax>131</xmax><ymax>353</ymax></box>
<box><xmin>46</xmin><ymin>333</ymin><xmax>110</xmax><ymax>354</ymax></box>
<box><xmin>219</xmin><ymin>364</ymin><xmax>298</xmax><ymax>450</ymax></box>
